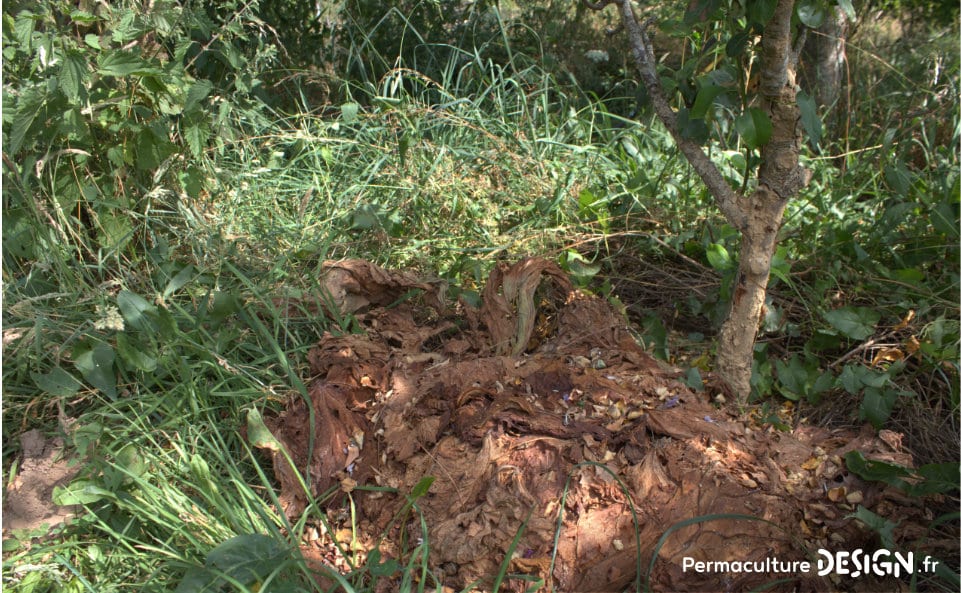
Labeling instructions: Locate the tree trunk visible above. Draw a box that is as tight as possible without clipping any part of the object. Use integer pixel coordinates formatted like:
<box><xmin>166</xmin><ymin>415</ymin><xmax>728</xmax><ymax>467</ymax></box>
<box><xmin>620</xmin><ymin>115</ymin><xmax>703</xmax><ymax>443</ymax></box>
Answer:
<box><xmin>717</xmin><ymin>0</ymin><xmax>807</xmax><ymax>399</ymax></box>
<box><xmin>800</xmin><ymin>7</ymin><xmax>848</xmax><ymax>138</ymax></box>
<box><xmin>593</xmin><ymin>0</ymin><xmax>808</xmax><ymax>400</ymax></box>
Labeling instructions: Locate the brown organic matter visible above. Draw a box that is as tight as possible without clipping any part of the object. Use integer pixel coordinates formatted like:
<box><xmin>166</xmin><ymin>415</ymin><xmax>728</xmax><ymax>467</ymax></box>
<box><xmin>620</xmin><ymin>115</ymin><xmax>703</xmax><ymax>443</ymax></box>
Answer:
<box><xmin>254</xmin><ymin>258</ymin><xmax>942</xmax><ymax>592</ymax></box>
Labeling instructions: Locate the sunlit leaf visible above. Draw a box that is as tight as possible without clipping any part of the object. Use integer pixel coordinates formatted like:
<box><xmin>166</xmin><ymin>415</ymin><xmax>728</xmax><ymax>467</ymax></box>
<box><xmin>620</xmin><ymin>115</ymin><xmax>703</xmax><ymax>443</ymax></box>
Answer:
<box><xmin>60</xmin><ymin>50</ymin><xmax>88</xmax><ymax>102</ymax></box>
<box><xmin>705</xmin><ymin>243</ymin><xmax>732</xmax><ymax>272</ymax></box>
<box><xmin>246</xmin><ymin>408</ymin><xmax>283</xmax><ymax>452</ymax></box>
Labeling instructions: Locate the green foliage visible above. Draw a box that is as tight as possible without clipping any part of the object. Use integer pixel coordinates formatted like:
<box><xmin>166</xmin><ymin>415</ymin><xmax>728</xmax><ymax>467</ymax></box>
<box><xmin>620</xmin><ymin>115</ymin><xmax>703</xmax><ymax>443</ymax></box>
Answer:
<box><xmin>2</xmin><ymin>1</ymin><xmax>958</xmax><ymax>591</ymax></box>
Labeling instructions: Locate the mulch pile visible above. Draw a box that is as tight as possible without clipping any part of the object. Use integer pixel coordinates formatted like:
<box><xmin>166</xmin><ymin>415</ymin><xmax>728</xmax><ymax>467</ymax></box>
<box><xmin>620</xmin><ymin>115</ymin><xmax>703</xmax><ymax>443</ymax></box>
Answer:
<box><xmin>253</xmin><ymin>257</ymin><xmax>942</xmax><ymax>592</ymax></box>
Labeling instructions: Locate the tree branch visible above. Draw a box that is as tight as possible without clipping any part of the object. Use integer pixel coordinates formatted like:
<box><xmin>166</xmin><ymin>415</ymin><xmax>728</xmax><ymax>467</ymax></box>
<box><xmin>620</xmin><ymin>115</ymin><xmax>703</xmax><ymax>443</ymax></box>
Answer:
<box><xmin>597</xmin><ymin>0</ymin><xmax>747</xmax><ymax>231</ymax></box>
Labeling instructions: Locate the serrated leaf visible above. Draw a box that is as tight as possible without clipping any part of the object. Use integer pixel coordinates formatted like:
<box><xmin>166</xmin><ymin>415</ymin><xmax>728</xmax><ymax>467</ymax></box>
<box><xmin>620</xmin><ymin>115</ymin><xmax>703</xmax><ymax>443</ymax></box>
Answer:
<box><xmin>32</xmin><ymin>367</ymin><xmax>83</xmax><ymax>397</ymax></box>
<box><xmin>184</xmin><ymin>122</ymin><xmax>210</xmax><ymax>158</ymax></box>
<box><xmin>13</xmin><ymin>12</ymin><xmax>36</xmax><ymax>52</ymax></box>
<box><xmin>60</xmin><ymin>50</ymin><xmax>88</xmax><ymax>102</ymax></box>
<box><xmin>9</xmin><ymin>93</ymin><xmax>43</xmax><ymax>154</ymax></box>
<box><xmin>246</xmin><ymin>408</ymin><xmax>283</xmax><ymax>452</ymax></box>
<box><xmin>84</xmin><ymin>34</ymin><xmax>102</xmax><ymax>49</ymax></box>
<box><xmin>73</xmin><ymin>341</ymin><xmax>117</xmax><ymax>399</ymax></box>
<box><xmin>797</xmin><ymin>91</ymin><xmax>821</xmax><ymax>151</ymax></box>
<box><xmin>184</xmin><ymin>79</ymin><xmax>213</xmax><ymax>112</ymax></box>
<box><xmin>824</xmin><ymin>306</ymin><xmax>881</xmax><ymax>340</ymax></box>
<box><xmin>98</xmin><ymin>51</ymin><xmax>160</xmax><ymax>76</ymax></box>
<box><xmin>735</xmin><ymin>107</ymin><xmax>772</xmax><ymax>149</ymax></box>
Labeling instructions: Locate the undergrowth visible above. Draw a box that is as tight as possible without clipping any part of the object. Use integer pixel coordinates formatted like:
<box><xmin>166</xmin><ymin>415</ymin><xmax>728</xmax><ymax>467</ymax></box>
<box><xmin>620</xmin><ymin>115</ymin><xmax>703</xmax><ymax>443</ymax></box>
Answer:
<box><xmin>2</xmin><ymin>1</ymin><xmax>958</xmax><ymax>592</ymax></box>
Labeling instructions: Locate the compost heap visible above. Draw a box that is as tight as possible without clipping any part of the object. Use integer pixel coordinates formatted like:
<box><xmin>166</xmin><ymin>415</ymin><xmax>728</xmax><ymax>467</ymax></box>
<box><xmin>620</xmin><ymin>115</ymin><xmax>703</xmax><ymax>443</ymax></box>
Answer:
<box><xmin>253</xmin><ymin>257</ymin><xmax>933</xmax><ymax>592</ymax></box>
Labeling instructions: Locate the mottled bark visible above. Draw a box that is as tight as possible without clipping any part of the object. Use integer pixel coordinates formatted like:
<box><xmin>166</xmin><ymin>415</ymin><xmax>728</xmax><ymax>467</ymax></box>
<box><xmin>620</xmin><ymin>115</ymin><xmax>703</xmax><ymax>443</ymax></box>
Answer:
<box><xmin>588</xmin><ymin>0</ymin><xmax>808</xmax><ymax>400</ymax></box>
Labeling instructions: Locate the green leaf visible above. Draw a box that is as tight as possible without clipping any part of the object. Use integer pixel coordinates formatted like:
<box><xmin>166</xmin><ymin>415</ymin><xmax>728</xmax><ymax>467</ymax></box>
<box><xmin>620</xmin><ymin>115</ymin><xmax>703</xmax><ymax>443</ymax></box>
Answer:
<box><xmin>205</xmin><ymin>535</ymin><xmax>289</xmax><ymax>582</ymax></box>
<box><xmin>60</xmin><ymin>50</ymin><xmax>88</xmax><ymax>102</ymax></box>
<box><xmin>246</xmin><ymin>408</ymin><xmax>283</xmax><ymax>452</ymax></box>
<box><xmin>117</xmin><ymin>290</ymin><xmax>158</xmax><ymax>332</ymax></box>
<box><xmin>176</xmin><ymin>534</ymin><xmax>290</xmax><ymax>593</ymax></box>
<box><xmin>797</xmin><ymin>91</ymin><xmax>821</xmax><ymax>151</ymax></box>
<box><xmin>746</xmin><ymin>0</ymin><xmax>778</xmax><ymax>26</ymax></box>
<box><xmin>116</xmin><ymin>333</ymin><xmax>157</xmax><ymax>372</ymax></box>
<box><xmin>797</xmin><ymin>0</ymin><xmax>827</xmax><ymax>27</ymax></box>
<box><xmin>9</xmin><ymin>92</ymin><xmax>43</xmax><ymax>154</ymax></box>
<box><xmin>883</xmin><ymin>162</ymin><xmax>912</xmax><ymax>196</ymax></box>
<box><xmin>84</xmin><ymin>34</ymin><xmax>102</xmax><ymax>49</ymax></box>
<box><xmin>98</xmin><ymin>210</ymin><xmax>133</xmax><ymax>250</ymax></box>
<box><xmin>837</xmin><ymin>364</ymin><xmax>861</xmax><ymax>394</ymax></box>
<box><xmin>98</xmin><ymin>51</ymin><xmax>160</xmax><ymax>76</ymax></box>
<box><xmin>705</xmin><ymin>243</ymin><xmax>732</xmax><ymax>272</ymax></box>
<box><xmin>73</xmin><ymin>342</ymin><xmax>117</xmax><ymax>399</ymax></box>
<box><xmin>849</xmin><ymin>506</ymin><xmax>896</xmax><ymax>549</ymax></box>
<box><xmin>685</xmin><ymin>367</ymin><xmax>704</xmax><ymax>391</ymax></box>
<box><xmin>859</xmin><ymin>386</ymin><xmax>899</xmax><ymax>428</ymax></box>
<box><xmin>823</xmin><ymin>306</ymin><xmax>881</xmax><ymax>340</ymax></box>
<box><xmin>746</xmin><ymin>0</ymin><xmax>777</xmax><ymax>27</ymax></box>
<box><xmin>690</xmin><ymin>70</ymin><xmax>734</xmax><ymax>119</ymax></box>
<box><xmin>184</xmin><ymin>122</ymin><xmax>210</xmax><ymax>158</ymax></box>
<box><xmin>410</xmin><ymin>476</ymin><xmax>435</xmax><ymax>498</ymax></box>
<box><xmin>163</xmin><ymin>265</ymin><xmax>195</xmax><ymax>299</ymax></box>
<box><xmin>341</xmin><ymin>102</ymin><xmax>359</xmax><ymax>123</ymax></box>
<box><xmin>69</xmin><ymin>10</ymin><xmax>99</xmax><ymax>24</ymax></box>
<box><xmin>775</xmin><ymin>356</ymin><xmax>811</xmax><ymax>400</ymax></box>
<box><xmin>53</xmin><ymin>479</ymin><xmax>115</xmax><ymax>505</ymax></box>
<box><xmin>32</xmin><ymin>367</ymin><xmax>84</xmax><ymax>397</ymax></box>
<box><xmin>184</xmin><ymin>79</ymin><xmax>213</xmax><ymax>112</ymax></box>
<box><xmin>115</xmin><ymin>443</ymin><xmax>147</xmax><ymax>478</ymax></box>
<box><xmin>913</xmin><ymin>463</ymin><xmax>961</xmax><ymax>495</ymax></box>
<box><xmin>735</xmin><ymin>108</ymin><xmax>772</xmax><ymax>149</ymax></box>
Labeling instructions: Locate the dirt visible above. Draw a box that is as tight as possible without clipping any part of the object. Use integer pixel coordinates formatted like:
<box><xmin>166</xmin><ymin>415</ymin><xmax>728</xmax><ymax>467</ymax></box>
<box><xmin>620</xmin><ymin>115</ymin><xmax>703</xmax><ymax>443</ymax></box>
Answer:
<box><xmin>2</xmin><ymin>429</ymin><xmax>80</xmax><ymax>534</ymax></box>
<box><xmin>254</xmin><ymin>257</ymin><xmax>946</xmax><ymax>592</ymax></box>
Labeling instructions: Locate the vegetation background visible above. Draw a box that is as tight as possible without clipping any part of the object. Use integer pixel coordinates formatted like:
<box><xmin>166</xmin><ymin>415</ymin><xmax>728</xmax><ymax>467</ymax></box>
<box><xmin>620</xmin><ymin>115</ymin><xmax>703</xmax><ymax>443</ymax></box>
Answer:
<box><xmin>2</xmin><ymin>0</ymin><xmax>958</xmax><ymax>591</ymax></box>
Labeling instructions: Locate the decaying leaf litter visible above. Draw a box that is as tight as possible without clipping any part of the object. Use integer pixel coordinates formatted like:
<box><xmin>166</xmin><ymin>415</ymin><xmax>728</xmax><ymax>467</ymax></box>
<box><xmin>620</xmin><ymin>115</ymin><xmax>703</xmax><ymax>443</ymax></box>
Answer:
<box><xmin>252</xmin><ymin>257</ymin><xmax>939</xmax><ymax>592</ymax></box>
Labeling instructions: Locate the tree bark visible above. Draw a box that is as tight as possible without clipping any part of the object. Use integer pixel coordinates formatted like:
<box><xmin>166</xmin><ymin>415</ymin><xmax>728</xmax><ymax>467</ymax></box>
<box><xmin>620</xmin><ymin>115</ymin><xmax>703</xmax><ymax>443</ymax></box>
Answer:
<box><xmin>717</xmin><ymin>0</ymin><xmax>807</xmax><ymax>399</ymax></box>
<box><xmin>590</xmin><ymin>0</ymin><xmax>808</xmax><ymax>400</ymax></box>
<box><xmin>800</xmin><ymin>7</ymin><xmax>848</xmax><ymax>138</ymax></box>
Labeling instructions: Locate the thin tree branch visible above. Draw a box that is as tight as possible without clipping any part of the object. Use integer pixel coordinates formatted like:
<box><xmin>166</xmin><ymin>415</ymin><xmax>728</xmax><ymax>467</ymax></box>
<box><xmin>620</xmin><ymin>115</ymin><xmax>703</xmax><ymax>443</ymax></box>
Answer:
<box><xmin>592</xmin><ymin>0</ymin><xmax>747</xmax><ymax>231</ymax></box>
